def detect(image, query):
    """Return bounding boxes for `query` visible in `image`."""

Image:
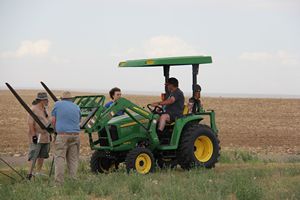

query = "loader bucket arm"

[85,97,153,131]
[84,97,160,149]
[40,81,58,102]
[5,83,53,133]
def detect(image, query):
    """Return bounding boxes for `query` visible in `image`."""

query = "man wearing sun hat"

[51,91,81,184]
[27,92,51,179]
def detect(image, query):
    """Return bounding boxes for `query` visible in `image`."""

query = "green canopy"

[118,56,212,67]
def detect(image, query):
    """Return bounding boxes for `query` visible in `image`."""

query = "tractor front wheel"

[125,147,154,174]
[90,151,117,174]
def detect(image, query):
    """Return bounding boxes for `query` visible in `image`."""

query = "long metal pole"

[0,157,25,179]
[40,81,58,102]
[0,171,17,181]
[5,83,48,130]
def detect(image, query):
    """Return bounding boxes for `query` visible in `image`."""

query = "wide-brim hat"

[36,92,48,100]
[60,91,74,99]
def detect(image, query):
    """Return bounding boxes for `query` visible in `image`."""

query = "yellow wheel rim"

[135,153,152,174]
[194,135,213,162]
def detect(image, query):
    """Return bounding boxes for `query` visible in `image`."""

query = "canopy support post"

[163,65,170,94]
[192,64,199,96]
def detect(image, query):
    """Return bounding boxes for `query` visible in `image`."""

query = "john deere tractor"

[85,56,220,174]
[6,56,220,175]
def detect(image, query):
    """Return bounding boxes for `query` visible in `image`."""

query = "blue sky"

[0,0,299,96]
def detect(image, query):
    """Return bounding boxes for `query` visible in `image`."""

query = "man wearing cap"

[51,91,81,184]
[151,77,185,134]
[27,92,51,179]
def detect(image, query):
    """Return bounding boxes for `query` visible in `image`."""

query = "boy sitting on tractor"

[188,84,203,114]
[151,77,185,134]
[105,87,124,116]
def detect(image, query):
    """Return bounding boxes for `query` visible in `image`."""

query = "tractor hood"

[108,113,149,128]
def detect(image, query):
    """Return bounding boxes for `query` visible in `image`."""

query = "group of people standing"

[27,91,81,184]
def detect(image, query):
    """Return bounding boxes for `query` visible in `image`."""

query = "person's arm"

[78,106,82,121]
[151,96,175,107]
[51,117,56,128]
[104,101,112,109]
[27,116,36,144]
[51,104,57,129]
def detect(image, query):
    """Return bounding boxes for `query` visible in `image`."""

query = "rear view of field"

[0,90,299,156]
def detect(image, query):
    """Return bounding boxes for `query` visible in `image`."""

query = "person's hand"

[32,135,38,144]
[151,102,159,107]
[52,133,57,143]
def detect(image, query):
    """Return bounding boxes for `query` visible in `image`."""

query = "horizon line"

[0,87,299,99]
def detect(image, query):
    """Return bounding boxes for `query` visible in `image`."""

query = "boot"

[26,173,33,180]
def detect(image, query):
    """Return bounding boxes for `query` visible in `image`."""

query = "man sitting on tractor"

[151,77,185,134]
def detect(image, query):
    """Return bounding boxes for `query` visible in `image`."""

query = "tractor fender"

[170,115,203,148]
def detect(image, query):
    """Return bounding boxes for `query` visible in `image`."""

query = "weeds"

[0,151,299,200]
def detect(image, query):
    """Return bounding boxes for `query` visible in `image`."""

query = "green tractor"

[85,56,220,174]
[6,56,220,175]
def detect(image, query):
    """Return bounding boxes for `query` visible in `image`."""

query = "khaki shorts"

[28,143,50,161]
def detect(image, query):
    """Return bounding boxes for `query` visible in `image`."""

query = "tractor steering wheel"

[147,104,164,114]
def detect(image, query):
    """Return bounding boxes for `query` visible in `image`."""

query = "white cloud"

[115,35,204,59]
[1,40,51,59]
[144,35,200,57]
[239,51,300,66]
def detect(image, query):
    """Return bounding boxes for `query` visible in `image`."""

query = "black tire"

[90,151,117,174]
[157,158,177,169]
[178,124,220,170]
[125,147,155,174]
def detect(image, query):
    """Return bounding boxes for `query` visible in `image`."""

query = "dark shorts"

[28,143,50,161]
[165,112,182,122]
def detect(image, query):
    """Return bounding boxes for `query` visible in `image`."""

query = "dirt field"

[0,90,299,157]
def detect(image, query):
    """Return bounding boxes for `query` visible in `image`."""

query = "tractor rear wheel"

[125,147,154,174]
[90,151,117,174]
[178,124,220,170]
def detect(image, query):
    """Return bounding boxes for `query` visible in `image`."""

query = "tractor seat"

[165,105,189,127]
[182,104,189,115]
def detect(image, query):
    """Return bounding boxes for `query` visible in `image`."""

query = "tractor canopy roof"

[118,56,212,67]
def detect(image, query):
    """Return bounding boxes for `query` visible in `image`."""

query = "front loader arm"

[85,97,160,150]
[87,97,154,132]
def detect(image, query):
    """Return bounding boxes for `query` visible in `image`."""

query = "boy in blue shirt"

[105,87,124,116]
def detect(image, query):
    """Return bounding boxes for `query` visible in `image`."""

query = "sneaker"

[34,172,47,177]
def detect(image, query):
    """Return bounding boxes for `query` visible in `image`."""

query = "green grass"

[219,150,260,163]
[0,150,300,200]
